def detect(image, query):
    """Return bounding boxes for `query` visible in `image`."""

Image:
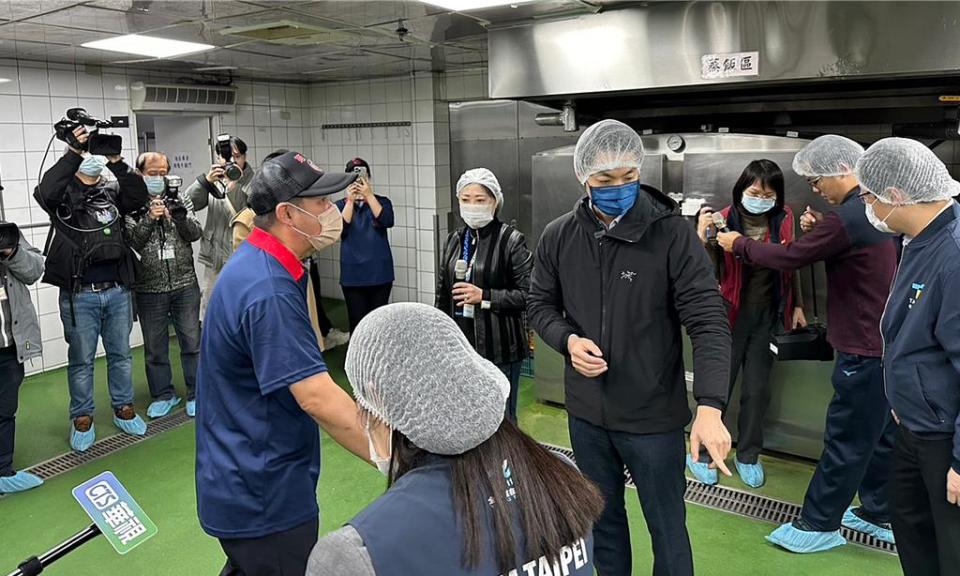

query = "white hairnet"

[456,168,503,207]
[345,303,509,456]
[792,135,864,178]
[855,137,960,205]
[573,119,644,184]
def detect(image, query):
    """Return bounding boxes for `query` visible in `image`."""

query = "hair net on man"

[573,119,644,185]
[792,135,865,178]
[345,303,509,456]
[456,168,503,207]
[855,137,960,205]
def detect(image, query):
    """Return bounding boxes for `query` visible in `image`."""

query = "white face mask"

[865,201,897,234]
[460,203,495,229]
[364,418,392,476]
[286,202,344,251]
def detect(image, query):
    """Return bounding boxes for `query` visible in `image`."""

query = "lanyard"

[460,231,478,283]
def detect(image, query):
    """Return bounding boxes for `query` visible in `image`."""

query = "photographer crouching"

[184,135,254,317]
[0,222,45,495]
[35,124,150,452]
[127,152,203,419]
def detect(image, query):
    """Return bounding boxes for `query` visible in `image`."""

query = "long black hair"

[732,159,785,215]
[387,418,604,574]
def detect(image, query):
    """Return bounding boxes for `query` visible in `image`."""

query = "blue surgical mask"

[79,155,107,177]
[590,181,639,217]
[741,196,776,215]
[144,175,166,195]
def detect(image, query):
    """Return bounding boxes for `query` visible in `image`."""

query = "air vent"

[130,82,237,112]
[220,20,355,46]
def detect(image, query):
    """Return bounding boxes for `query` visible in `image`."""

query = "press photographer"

[0,221,45,495]
[127,152,202,419]
[34,119,150,453]
[184,135,253,315]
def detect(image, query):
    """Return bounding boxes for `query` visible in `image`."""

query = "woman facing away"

[307,302,603,576]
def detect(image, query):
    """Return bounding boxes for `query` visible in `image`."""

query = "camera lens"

[224,163,243,181]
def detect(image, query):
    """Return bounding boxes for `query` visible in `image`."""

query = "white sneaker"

[324,328,351,349]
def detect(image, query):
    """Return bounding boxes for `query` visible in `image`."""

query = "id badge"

[159,246,176,261]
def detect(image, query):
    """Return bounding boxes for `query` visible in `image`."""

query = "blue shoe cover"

[842,507,895,544]
[146,397,181,419]
[70,423,96,452]
[766,522,845,553]
[0,471,44,494]
[114,414,147,436]
[686,454,718,485]
[735,459,766,488]
[186,400,196,418]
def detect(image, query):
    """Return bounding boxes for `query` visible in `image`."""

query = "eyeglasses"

[805,176,823,186]
[857,190,875,204]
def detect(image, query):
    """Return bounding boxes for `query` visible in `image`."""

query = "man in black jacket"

[35,126,150,452]
[527,120,732,576]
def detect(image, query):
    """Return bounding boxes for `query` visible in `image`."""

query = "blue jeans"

[569,416,692,576]
[60,287,134,419]
[496,361,522,423]
[138,285,201,401]
[800,352,896,529]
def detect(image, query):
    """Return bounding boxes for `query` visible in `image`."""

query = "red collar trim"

[247,227,305,281]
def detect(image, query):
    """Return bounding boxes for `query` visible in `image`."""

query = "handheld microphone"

[67,107,113,128]
[453,259,474,319]
[711,212,731,233]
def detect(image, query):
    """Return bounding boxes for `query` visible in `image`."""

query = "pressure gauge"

[666,134,686,152]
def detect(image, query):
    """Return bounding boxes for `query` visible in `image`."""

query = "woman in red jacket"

[688,159,807,488]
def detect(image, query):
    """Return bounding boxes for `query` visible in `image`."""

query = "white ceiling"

[0,0,627,83]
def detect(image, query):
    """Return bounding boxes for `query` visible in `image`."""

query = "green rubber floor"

[0,301,902,576]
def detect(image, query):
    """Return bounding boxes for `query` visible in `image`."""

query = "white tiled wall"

[307,72,454,306]
[0,56,487,374]
[0,58,315,374]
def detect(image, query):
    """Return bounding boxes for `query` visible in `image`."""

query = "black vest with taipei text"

[349,456,594,576]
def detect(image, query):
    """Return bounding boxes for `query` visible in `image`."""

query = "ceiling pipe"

[535,102,577,131]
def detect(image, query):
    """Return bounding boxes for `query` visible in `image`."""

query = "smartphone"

[353,166,369,181]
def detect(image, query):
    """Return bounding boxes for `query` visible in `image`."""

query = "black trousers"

[0,345,25,477]
[342,283,392,333]
[218,518,318,576]
[891,427,960,576]
[700,305,776,464]
[307,259,332,337]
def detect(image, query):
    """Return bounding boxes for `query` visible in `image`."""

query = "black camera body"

[0,222,20,252]
[215,134,242,181]
[135,175,187,220]
[54,108,118,153]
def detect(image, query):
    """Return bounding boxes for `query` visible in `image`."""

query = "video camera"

[54,108,121,155]
[134,175,187,220]
[0,221,20,252]
[215,134,243,181]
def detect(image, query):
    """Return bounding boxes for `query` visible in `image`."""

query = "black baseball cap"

[345,157,371,177]
[250,151,357,215]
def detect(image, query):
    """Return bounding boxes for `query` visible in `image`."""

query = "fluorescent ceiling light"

[420,0,534,11]
[0,78,10,84]
[81,34,214,59]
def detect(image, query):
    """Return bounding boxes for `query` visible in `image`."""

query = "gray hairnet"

[456,168,503,207]
[344,303,509,455]
[573,119,644,184]
[792,135,864,178]
[855,137,960,204]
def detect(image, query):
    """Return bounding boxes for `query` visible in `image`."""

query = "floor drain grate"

[540,443,896,555]
[22,410,193,482]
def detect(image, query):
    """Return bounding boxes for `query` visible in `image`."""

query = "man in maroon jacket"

[718,135,898,552]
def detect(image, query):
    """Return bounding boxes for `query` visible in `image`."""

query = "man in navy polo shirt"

[195,151,370,576]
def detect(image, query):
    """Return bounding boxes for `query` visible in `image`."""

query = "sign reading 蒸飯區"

[701,51,760,79]
[72,471,157,555]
